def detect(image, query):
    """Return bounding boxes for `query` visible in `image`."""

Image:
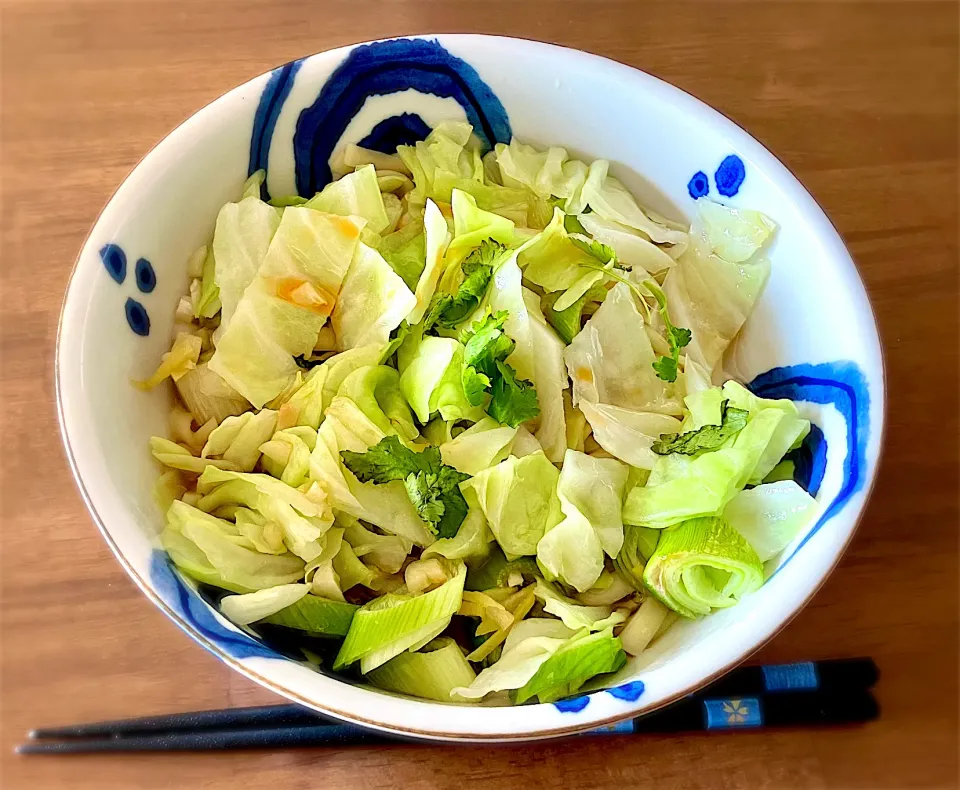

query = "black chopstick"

[19,657,879,754]
[28,703,330,740]
[703,657,878,696]
[17,689,878,753]
[631,688,878,734]
[17,724,390,754]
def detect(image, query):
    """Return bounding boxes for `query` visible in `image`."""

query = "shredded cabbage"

[144,124,808,706]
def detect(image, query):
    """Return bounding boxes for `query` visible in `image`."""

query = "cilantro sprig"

[424,240,505,331]
[459,311,540,427]
[644,280,691,383]
[340,436,470,538]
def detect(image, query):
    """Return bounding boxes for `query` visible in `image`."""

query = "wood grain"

[1,1,957,788]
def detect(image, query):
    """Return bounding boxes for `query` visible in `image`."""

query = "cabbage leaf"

[309,397,435,546]
[723,480,818,561]
[331,243,416,350]
[209,207,364,407]
[305,164,389,234]
[536,450,629,592]
[565,283,684,415]
[212,196,281,333]
[465,451,562,557]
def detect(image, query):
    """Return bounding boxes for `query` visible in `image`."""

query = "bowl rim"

[55,33,887,741]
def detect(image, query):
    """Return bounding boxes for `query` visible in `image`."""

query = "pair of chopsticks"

[18,657,878,754]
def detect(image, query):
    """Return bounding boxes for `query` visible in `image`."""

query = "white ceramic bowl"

[57,35,885,741]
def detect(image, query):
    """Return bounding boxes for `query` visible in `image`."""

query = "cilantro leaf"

[423,294,453,332]
[460,311,515,406]
[458,310,541,426]
[340,436,470,538]
[404,472,446,524]
[437,263,494,327]
[426,240,505,331]
[488,360,540,427]
[463,311,515,377]
[434,468,471,538]
[651,355,679,382]
[340,435,427,483]
[461,365,491,406]
[570,235,618,266]
[670,325,693,350]
[651,402,749,455]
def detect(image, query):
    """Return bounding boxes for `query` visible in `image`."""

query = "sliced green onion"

[615,525,661,591]
[642,516,763,618]
[261,594,359,637]
[334,563,466,672]
[367,637,477,702]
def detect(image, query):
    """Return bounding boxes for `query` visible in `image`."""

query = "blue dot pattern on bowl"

[291,38,511,196]
[249,59,304,196]
[606,680,645,702]
[687,171,710,199]
[553,695,591,713]
[124,297,150,336]
[715,154,746,197]
[100,243,127,284]
[550,681,646,713]
[358,112,433,153]
[747,361,870,577]
[135,257,156,293]
[149,551,284,661]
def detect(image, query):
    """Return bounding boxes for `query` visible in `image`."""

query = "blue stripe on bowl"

[358,112,433,153]
[785,423,828,497]
[249,59,304,195]
[292,38,511,195]
[747,361,870,573]
[149,551,283,661]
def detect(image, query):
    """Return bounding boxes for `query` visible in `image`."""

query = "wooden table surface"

[2,1,958,788]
